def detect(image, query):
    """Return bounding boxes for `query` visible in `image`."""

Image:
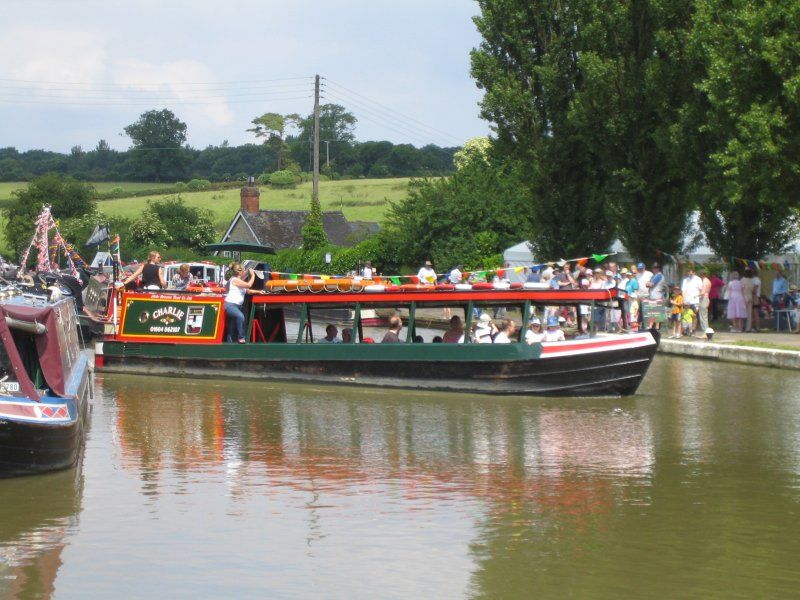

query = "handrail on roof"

[205,242,275,255]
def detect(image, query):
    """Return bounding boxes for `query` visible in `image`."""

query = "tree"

[470,1,617,259]
[686,0,800,258]
[301,196,328,250]
[3,174,96,258]
[247,112,300,171]
[123,109,189,182]
[380,147,530,270]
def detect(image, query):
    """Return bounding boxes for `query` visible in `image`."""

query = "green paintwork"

[102,339,542,362]
[120,297,221,339]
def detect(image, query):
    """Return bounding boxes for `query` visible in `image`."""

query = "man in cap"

[417,260,437,285]
[525,317,545,344]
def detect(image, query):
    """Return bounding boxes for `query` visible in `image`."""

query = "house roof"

[222,209,373,250]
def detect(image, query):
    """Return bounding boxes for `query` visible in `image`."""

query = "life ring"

[493,282,511,290]
[509,282,523,290]
[523,282,551,290]
[308,279,327,292]
[455,283,472,291]
[434,284,455,291]
[472,282,494,290]
[364,284,386,292]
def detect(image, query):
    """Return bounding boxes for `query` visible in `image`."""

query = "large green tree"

[4,174,96,259]
[567,0,698,262]
[470,0,616,259]
[380,143,530,270]
[123,109,189,182]
[247,112,300,171]
[686,0,800,258]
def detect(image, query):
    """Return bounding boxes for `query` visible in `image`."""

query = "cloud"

[112,59,234,126]
[0,26,108,89]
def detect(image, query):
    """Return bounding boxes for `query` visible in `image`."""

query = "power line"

[322,89,450,147]
[324,78,463,144]
[0,75,314,87]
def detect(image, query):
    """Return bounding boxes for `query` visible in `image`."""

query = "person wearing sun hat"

[525,317,545,344]
[473,313,498,343]
[417,259,437,285]
[543,315,566,342]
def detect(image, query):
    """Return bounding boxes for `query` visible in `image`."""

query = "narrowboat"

[95,282,658,396]
[0,289,93,476]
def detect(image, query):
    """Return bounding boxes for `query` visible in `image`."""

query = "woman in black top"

[122,251,166,289]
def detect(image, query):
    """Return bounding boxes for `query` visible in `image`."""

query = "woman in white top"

[224,262,257,343]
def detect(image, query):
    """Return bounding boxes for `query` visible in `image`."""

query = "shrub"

[187,178,211,191]
[269,170,297,188]
[174,182,188,192]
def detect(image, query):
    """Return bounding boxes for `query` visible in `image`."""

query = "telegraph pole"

[313,74,320,205]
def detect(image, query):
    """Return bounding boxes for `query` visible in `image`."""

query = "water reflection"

[2,357,800,597]
[0,462,83,597]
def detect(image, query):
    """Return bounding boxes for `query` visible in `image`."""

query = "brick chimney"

[240,184,260,213]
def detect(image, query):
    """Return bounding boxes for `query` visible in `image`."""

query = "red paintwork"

[540,335,650,354]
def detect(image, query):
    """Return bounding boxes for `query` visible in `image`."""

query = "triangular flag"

[591,254,610,263]
[389,276,401,285]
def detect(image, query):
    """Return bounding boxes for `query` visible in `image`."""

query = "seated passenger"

[381,315,402,343]
[493,319,516,343]
[341,328,353,343]
[473,313,497,343]
[432,335,443,343]
[320,324,341,343]
[543,316,566,342]
[442,316,465,343]
[171,264,195,290]
[413,335,424,343]
[525,317,545,344]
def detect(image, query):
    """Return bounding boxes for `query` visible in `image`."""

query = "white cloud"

[112,59,234,126]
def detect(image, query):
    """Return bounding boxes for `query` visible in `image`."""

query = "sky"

[0,0,489,153]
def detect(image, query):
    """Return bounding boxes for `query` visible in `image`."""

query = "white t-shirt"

[474,324,494,343]
[637,271,653,297]
[525,330,545,344]
[544,328,566,342]
[225,280,246,305]
[447,268,462,284]
[493,331,512,344]
[362,266,373,279]
[681,274,703,305]
[417,267,437,284]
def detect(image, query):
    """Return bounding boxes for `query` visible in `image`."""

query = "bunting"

[18,205,80,278]
[261,252,617,284]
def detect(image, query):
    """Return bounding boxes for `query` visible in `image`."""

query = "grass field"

[0,181,177,203]
[0,178,411,254]
[94,177,409,230]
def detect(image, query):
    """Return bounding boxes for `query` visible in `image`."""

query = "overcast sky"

[0,0,489,153]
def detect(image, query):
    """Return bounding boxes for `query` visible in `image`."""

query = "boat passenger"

[121,251,166,290]
[473,313,497,344]
[417,260,437,285]
[341,328,353,343]
[361,261,374,279]
[413,335,424,343]
[224,263,258,344]
[432,336,443,343]
[525,318,545,344]
[171,264,195,290]
[381,315,403,343]
[493,319,516,343]
[442,316,465,343]
[543,316,566,342]
[320,324,341,343]
[447,265,463,284]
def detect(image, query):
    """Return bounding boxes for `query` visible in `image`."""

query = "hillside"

[0,178,413,254]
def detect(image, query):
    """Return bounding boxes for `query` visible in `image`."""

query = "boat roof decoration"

[18,206,84,277]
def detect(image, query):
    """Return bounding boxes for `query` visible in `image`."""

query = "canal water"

[1,356,799,598]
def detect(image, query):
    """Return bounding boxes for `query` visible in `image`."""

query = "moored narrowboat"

[95,283,658,396]
[0,291,93,476]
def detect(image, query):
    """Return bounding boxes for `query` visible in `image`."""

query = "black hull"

[99,339,658,397]
[0,418,86,478]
